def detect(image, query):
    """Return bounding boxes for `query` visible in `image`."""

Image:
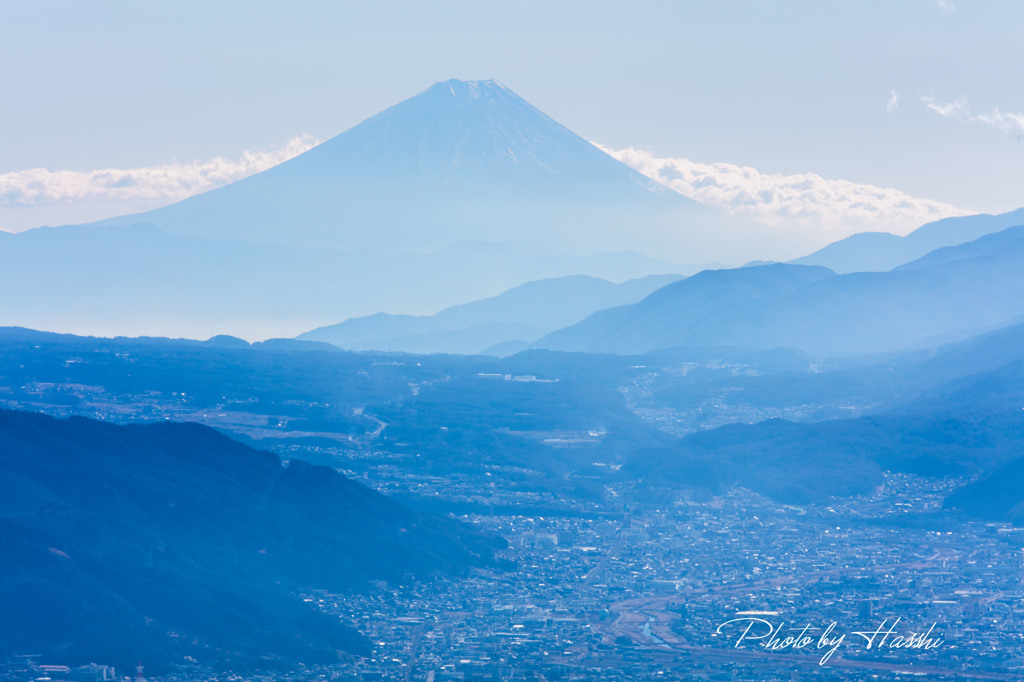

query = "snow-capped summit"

[293,78,665,190]
[98,79,779,262]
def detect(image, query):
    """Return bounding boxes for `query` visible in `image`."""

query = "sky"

[2,0,1022,238]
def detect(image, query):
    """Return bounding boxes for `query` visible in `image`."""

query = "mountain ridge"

[298,273,685,354]
[535,224,1024,356]
[0,79,775,339]
[0,409,501,670]
[790,208,1024,273]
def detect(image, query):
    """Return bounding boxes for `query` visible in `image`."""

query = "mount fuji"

[99,79,784,262]
[3,80,793,339]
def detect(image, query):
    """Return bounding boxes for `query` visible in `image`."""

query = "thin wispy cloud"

[0,135,320,208]
[934,0,956,14]
[923,95,970,119]
[600,144,968,239]
[886,90,900,114]
[923,96,1024,138]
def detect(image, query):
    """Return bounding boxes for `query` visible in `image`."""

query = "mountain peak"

[93,79,783,262]
[433,78,510,96]
[304,77,594,182]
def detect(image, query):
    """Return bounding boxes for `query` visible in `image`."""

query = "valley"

[3,320,1024,679]
[3,48,1023,681]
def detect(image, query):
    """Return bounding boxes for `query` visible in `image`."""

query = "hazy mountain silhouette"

[791,207,1024,273]
[887,321,1024,417]
[97,79,787,264]
[0,225,681,340]
[298,273,684,354]
[626,323,1024,506]
[534,263,835,354]
[4,79,778,339]
[536,225,1024,356]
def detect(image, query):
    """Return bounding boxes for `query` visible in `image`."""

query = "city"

[6,465,1022,681]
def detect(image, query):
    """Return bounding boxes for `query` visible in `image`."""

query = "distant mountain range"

[295,207,1024,357]
[4,317,1024,512]
[626,320,1024,506]
[0,410,500,670]
[6,75,1024,679]
[536,223,1024,356]
[2,79,775,339]
[790,208,1024,273]
[3,79,1021,342]
[0,225,683,340]
[4,312,1024,509]
[298,273,684,355]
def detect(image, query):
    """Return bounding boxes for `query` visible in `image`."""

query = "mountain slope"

[0,410,500,670]
[790,207,1024,273]
[96,79,789,264]
[624,322,1024,506]
[534,263,836,354]
[297,273,685,354]
[536,225,1024,356]
[894,222,1024,271]
[945,455,1024,524]
[3,79,782,339]
[626,410,1024,506]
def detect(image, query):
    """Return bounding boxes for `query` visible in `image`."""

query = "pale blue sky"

[2,0,1022,231]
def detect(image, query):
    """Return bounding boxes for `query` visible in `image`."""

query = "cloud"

[924,96,1024,136]
[886,90,900,113]
[934,0,956,14]
[922,95,970,119]
[923,96,1024,137]
[0,135,320,208]
[599,144,969,239]
[974,109,1024,137]
[1,132,970,242]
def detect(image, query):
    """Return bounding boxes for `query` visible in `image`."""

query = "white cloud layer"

[923,96,1024,138]
[0,135,320,208]
[886,90,900,113]
[599,144,969,239]
[934,0,957,14]
[1,133,969,242]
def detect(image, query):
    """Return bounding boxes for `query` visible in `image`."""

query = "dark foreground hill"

[625,411,1024,506]
[0,410,501,671]
[945,456,1024,524]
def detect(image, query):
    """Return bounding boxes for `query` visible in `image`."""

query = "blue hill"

[791,207,1024,273]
